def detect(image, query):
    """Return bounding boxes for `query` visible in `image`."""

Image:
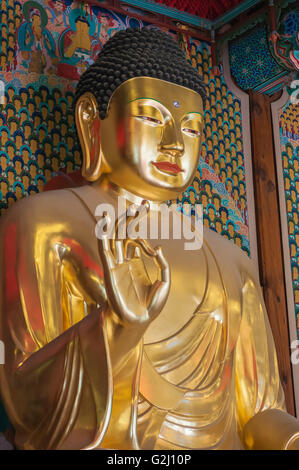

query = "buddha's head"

[75,28,206,201]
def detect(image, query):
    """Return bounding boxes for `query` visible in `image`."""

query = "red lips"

[152,161,183,174]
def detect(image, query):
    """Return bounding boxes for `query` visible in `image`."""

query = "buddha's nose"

[158,120,184,158]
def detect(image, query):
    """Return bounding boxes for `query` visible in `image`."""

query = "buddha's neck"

[91,177,166,211]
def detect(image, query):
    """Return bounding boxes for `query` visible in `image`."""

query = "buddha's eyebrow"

[128,97,163,105]
[184,112,204,119]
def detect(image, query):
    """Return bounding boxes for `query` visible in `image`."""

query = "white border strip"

[271,87,299,416]
[221,43,259,274]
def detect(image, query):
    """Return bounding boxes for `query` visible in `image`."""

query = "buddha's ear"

[75,92,103,182]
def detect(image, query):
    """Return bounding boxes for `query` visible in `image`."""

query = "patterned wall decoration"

[178,39,249,254]
[229,22,286,93]
[0,0,250,258]
[269,5,299,72]
[278,92,299,338]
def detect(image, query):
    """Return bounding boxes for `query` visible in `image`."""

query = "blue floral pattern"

[229,23,283,90]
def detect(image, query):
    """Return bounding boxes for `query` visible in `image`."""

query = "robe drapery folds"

[0,188,285,449]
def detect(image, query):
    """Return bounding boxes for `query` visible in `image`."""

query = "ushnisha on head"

[75,27,207,202]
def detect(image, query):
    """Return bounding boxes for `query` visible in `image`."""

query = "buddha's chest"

[142,237,243,349]
[63,196,243,353]
[66,217,243,352]
[65,187,243,348]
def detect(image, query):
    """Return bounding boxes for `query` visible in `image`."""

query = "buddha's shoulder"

[0,188,90,230]
[202,226,259,281]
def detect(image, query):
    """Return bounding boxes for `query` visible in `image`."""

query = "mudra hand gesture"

[97,203,170,328]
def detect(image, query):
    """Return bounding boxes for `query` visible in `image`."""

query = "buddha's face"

[41,107,48,120]
[11,122,17,134]
[78,77,204,201]
[22,175,30,189]
[41,89,48,101]
[39,129,46,141]
[48,98,54,112]
[7,171,14,185]
[52,157,59,171]
[37,153,44,167]
[45,143,51,156]
[37,179,44,192]
[216,221,221,233]
[235,237,242,248]
[16,136,22,149]
[48,119,54,132]
[7,146,14,158]
[32,14,41,30]
[28,103,34,116]
[21,92,27,104]
[53,134,60,146]
[44,169,52,180]
[66,161,73,172]
[24,125,31,137]
[214,199,220,210]
[67,95,73,107]
[67,136,74,149]
[67,114,74,126]
[1,156,7,169]
[60,146,66,159]
[0,181,7,193]
[30,140,37,153]
[289,221,294,233]
[1,131,8,144]
[61,102,67,114]
[34,96,41,108]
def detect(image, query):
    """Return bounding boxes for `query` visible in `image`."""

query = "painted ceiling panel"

[153,0,243,20]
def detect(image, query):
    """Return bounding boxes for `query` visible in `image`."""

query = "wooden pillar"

[249,89,295,415]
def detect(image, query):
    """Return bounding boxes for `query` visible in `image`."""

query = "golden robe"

[0,185,285,449]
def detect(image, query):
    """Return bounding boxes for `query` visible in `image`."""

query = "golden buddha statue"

[0,28,298,450]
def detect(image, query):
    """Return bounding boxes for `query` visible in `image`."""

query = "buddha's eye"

[136,116,162,126]
[182,127,201,137]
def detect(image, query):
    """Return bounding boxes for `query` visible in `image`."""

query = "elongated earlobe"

[75,92,103,182]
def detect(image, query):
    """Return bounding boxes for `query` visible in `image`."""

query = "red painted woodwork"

[153,0,243,20]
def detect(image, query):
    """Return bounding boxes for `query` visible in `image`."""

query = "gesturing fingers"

[98,234,116,271]
[114,240,124,264]
[154,245,170,284]
[146,246,170,317]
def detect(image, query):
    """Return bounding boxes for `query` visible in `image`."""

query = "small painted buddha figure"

[0,28,298,450]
